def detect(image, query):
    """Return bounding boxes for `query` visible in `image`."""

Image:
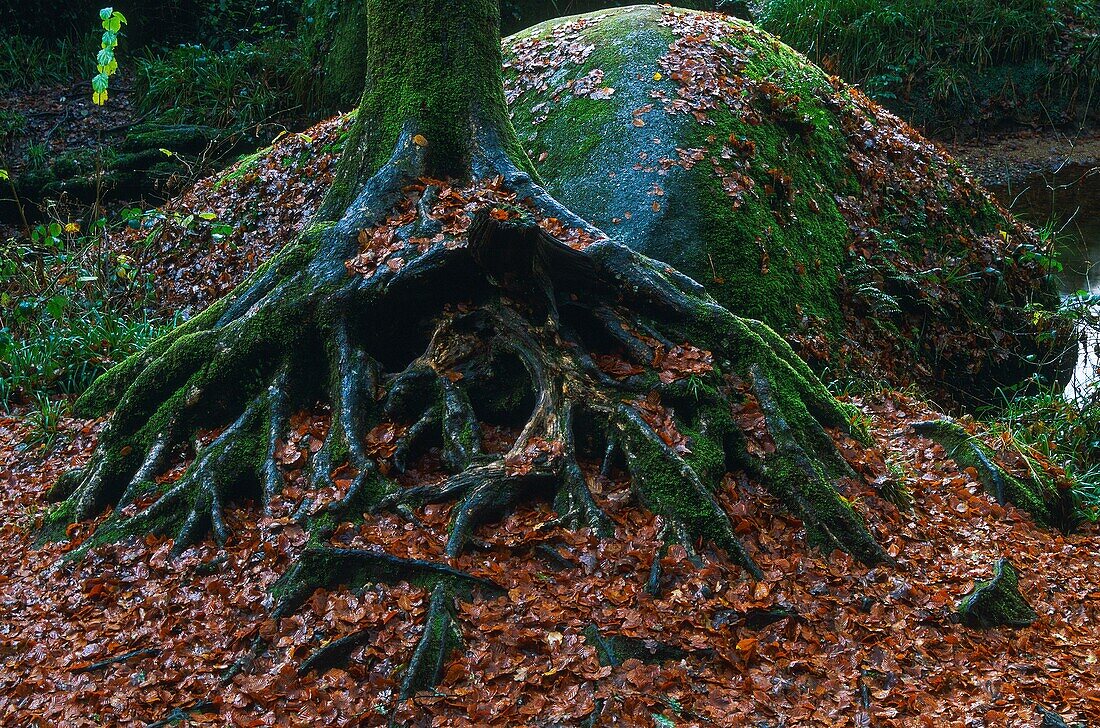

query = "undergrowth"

[134,39,314,130]
[0,210,177,413]
[756,0,1100,132]
[0,35,96,92]
[989,384,1100,524]
[988,284,1100,525]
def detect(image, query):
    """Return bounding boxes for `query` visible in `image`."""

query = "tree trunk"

[43,0,1003,707]
[329,0,530,189]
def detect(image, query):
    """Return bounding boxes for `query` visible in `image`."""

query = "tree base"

[43,132,889,695]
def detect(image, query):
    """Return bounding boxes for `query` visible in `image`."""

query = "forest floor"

[0,389,1097,725]
[2,11,1098,724]
[0,104,1097,727]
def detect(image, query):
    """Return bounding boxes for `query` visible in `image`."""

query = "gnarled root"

[45,146,891,694]
[913,418,1067,527]
[271,547,499,687]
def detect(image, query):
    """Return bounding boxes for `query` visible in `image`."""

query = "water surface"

[991,164,1100,398]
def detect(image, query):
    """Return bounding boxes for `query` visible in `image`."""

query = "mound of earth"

[118,6,1072,408]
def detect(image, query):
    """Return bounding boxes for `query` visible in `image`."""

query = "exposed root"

[582,624,695,667]
[298,630,376,677]
[749,366,888,566]
[956,558,1037,629]
[261,366,291,511]
[47,143,901,692]
[553,404,614,536]
[913,419,1066,527]
[400,583,463,700]
[271,546,502,618]
[646,520,704,596]
[311,316,387,520]
[615,404,763,580]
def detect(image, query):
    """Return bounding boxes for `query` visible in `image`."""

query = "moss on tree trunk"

[323,0,532,216]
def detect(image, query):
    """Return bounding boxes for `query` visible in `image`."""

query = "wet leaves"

[632,393,691,455]
[504,436,565,477]
[0,9,1092,726]
[2,388,1099,725]
[654,342,713,384]
[345,176,600,278]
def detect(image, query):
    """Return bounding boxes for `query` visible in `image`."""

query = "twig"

[146,701,217,727]
[71,647,160,673]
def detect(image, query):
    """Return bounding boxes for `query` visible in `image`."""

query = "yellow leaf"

[653,72,663,81]
[412,134,428,147]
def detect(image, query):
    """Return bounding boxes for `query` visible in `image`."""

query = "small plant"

[135,39,310,130]
[23,143,48,171]
[0,108,26,141]
[91,7,126,106]
[0,168,29,236]
[22,393,68,454]
[987,383,1100,526]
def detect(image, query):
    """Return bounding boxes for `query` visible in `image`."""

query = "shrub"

[755,0,1099,131]
[133,39,313,130]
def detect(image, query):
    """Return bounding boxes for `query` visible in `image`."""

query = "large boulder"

[504,5,1073,405]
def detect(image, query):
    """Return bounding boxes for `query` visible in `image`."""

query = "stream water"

[991,164,1100,399]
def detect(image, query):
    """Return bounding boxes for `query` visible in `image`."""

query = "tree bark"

[324,0,532,216]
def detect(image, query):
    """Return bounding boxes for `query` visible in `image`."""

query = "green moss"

[582,624,691,667]
[216,147,271,189]
[324,0,533,214]
[401,584,463,697]
[301,0,370,112]
[505,8,852,331]
[957,558,1037,628]
[36,500,77,545]
[617,407,747,565]
[763,451,878,561]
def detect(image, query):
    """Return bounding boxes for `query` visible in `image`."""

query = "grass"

[134,39,314,130]
[989,385,1100,525]
[0,34,97,92]
[755,0,1100,131]
[0,212,177,412]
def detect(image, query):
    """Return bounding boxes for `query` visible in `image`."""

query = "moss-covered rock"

[16,123,228,204]
[136,5,1073,408]
[957,558,1038,629]
[503,5,1074,405]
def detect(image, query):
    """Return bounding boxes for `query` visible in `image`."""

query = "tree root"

[400,583,463,700]
[913,419,1066,527]
[956,558,1037,629]
[46,144,897,692]
[271,546,502,618]
[279,549,490,697]
[582,624,699,667]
